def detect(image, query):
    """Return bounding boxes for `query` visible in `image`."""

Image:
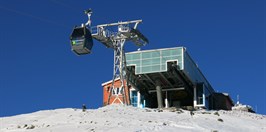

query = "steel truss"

[88,15,148,105]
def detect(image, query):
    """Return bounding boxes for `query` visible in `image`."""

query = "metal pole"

[107,45,118,105]
[119,39,126,105]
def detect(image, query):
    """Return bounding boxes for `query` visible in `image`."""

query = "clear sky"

[0,0,265,117]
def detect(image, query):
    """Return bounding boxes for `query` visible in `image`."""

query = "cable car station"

[70,9,234,110]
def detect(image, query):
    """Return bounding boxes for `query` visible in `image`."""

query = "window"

[112,87,123,95]
[196,83,204,105]
[131,91,138,107]
[106,86,110,92]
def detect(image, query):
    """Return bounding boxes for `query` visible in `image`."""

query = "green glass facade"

[126,47,184,74]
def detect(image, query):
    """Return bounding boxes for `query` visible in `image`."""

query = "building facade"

[102,47,233,110]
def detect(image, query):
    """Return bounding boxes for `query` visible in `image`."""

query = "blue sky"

[0,0,265,116]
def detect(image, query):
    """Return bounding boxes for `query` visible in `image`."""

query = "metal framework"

[84,9,148,105]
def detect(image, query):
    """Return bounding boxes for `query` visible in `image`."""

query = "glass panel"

[161,64,166,71]
[176,56,182,61]
[162,50,170,56]
[132,53,140,60]
[150,58,159,65]
[128,60,140,66]
[196,84,204,105]
[142,52,152,59]
[131,91,138,107]
[151,65,160,72]
[151,52,160,58]
[142,59,152,66]
[178,62,183,69]
[142,66,151,73]
[136,67,141,74]
[126,54,133,60]
[171,49,178,55]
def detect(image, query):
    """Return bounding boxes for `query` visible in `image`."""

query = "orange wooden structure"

[101,79,131,106]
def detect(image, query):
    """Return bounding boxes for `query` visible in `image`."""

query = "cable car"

[70,26,93,55]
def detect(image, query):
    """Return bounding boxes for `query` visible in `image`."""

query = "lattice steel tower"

[70,9,149,105]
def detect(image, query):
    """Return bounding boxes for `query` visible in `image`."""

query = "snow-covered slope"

[1,104,265,132]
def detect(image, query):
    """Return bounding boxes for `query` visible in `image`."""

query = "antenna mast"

[84,9,92,27]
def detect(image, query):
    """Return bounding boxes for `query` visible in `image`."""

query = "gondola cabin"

[70,26,93,55]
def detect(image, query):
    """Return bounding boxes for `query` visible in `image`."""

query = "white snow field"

[0,104,265,132]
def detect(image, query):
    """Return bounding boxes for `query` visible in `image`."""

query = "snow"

[0,104,265,132]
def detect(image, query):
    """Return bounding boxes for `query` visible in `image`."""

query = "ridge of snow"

[1,104,265,132]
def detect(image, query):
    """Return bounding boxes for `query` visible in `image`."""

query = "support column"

[193,85,197,108]
[137,91,141,108]
[156,80,163,108]
[165,91,169,108]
